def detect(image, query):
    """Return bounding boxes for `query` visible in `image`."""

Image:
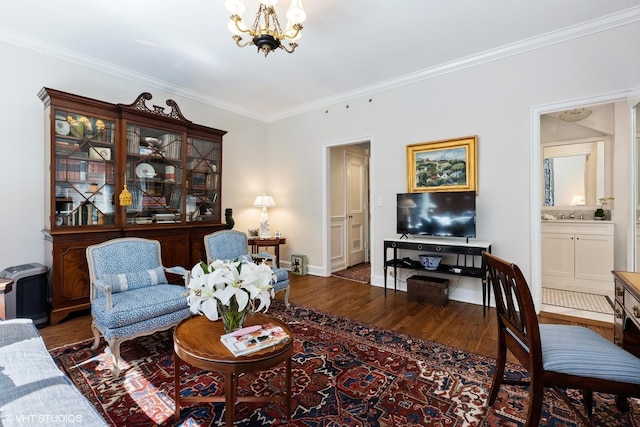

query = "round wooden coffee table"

[173,313,293,426]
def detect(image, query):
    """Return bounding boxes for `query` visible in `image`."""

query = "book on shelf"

[220,323,289,357]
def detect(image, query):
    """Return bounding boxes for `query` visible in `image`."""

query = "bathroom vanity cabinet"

[541,221,614,294]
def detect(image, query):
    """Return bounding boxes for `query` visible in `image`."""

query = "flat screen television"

[397,191,476,238]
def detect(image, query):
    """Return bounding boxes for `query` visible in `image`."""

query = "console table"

[248,237,286,268]
[383,237,492,315]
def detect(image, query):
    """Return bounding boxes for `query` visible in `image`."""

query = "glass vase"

[217,297,248,333]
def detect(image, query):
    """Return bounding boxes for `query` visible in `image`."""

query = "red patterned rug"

[331,262,371,283]
[50,300,640,426]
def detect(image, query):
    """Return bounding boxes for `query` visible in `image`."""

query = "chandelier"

[225,0,307,57]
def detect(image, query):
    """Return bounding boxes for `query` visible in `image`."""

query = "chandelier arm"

[232,35,253,49]
[280,43,298,54]
[282,24,303,40]
[231,15,251,35]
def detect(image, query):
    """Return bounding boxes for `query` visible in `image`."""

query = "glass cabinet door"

[125,124,183,224]
[186,137,221,222]
[53,109,116,228]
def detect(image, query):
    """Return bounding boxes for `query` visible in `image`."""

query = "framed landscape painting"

[406,135,477,193]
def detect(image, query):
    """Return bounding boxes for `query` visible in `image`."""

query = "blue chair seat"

[273,267,289,283]
[92,284,188,329]
[541,324,640,385]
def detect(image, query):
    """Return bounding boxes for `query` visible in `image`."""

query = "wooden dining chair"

[482,251,640,426]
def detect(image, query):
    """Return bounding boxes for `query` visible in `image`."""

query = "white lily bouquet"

[186,259,276,332]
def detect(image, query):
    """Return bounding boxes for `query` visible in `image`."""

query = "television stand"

[383,236,493,315]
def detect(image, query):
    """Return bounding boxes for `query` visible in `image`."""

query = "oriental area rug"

[331,262,371,283]
[50,301,640,426]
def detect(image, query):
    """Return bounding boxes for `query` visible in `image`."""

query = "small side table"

[248,237,287,268]
[173,314,293,426]
[0,278,13,319]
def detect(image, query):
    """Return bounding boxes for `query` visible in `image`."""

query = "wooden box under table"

[407,275,449,306]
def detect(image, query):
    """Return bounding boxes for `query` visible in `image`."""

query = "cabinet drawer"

[625,289,640,330]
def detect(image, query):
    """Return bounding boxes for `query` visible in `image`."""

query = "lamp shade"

[253,195,276,207]
[225,0,247,15]
[286,0,306,24]
[86,183,102,194]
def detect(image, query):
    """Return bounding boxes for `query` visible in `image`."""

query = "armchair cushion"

[92,284,187,329]
[540,324,640,385]
[273,267,289,283]
[98,266,167,293]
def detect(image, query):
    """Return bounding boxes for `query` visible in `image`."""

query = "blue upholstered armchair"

[204,230,290,307]
[86,237,191,376]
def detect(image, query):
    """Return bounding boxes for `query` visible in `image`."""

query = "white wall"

[0,41,266,271]
[265,20,640,305]
[1,19,640,307]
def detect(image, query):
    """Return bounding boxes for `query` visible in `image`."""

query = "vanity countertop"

[541,219,611,224]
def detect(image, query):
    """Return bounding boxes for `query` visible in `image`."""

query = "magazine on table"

[220,323,290,357]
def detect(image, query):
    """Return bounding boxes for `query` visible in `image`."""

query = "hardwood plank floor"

[39,274,614,365]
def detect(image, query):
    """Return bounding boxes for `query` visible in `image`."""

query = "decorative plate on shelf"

[55,120,70,136]
[135,163,156,178]
[141,137,160,147]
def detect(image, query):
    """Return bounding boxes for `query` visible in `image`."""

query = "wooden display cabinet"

[40,88,227,324]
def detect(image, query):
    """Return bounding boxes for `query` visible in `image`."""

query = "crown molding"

[0,27,264,121]
[268,6,640,122]
[1,6,639,123]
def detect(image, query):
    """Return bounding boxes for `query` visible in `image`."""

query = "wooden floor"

[39,274,614,364]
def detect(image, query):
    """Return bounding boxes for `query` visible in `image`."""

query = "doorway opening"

[327,141,371,275]
[534,99,620,323]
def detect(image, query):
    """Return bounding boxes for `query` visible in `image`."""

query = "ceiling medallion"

[225,0,307,57]
[559,108,592,123]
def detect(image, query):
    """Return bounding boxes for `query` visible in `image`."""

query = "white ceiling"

[2,0,640,121]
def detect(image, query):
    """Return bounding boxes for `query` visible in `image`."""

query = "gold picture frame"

[407,136,477,193]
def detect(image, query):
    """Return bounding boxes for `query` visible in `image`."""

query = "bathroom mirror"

[543,139,606,207]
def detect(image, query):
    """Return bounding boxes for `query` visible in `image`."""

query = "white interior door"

[347,151,368,266]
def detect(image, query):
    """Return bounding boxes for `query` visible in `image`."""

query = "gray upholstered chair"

[483,251,640,425]
[86,237,191,376]
[204,230,290,307]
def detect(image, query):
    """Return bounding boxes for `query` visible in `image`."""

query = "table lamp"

[253,195,276,238]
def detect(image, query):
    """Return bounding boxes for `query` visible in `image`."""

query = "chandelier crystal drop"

[225,0,307,57]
